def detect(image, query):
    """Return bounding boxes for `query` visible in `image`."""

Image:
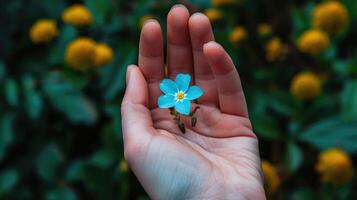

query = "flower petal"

[175,99,191,115]
[175,74,191,92]
[158,95,176,108]
[186,86,203,100]
[160,79,178,94]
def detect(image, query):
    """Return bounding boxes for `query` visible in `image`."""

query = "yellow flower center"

[176,92,185,100]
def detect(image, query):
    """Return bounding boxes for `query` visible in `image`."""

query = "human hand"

[121,4,266,200]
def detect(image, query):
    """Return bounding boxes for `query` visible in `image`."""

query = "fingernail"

[191,12,204,18]
[171,4,186,11]
[143,19,158,27]
[203,41,216,49]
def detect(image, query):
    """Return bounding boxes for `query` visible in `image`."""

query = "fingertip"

[203,41,219,50]
[141,19,162,42]
[203,42,234,75]
[189,13,214,49]
[168,4,190,26]
[140,19,163,58]
[126,64,137,84]
[142,18,159,26]
[123,65,148,106]
[167,4,190,44]
[190,12,210,25]
[128,65,143,84]
[203,41,225,61]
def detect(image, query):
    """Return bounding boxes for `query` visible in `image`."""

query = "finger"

[203,41,248,117]
[167,5,193,79]
[189,13,218,106]
[121,65,154,161]
[139,20,164,109]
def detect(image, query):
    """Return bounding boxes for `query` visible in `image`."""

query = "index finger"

[139,20,165,109]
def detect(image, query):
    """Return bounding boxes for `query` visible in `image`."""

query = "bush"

[0,0,356,199]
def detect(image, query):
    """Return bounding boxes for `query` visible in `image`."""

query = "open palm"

[121,5,265,200]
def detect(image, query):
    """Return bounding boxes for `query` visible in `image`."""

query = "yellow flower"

[262,160,280,196]
[229,26,247,45]
[290,72,321,100]
[29,19,58,44]
[65,37,97,71]
[313,1,348,33]
[119,160,129,173]
[265,37,284,62]
[94,43,114,66]
[204,8,222,23]
[212,0,235,7]
[139,15,154,28]
[316,148,353,186]
[62,4,92,27]
[257,23,272,36]
[298,29,330,55]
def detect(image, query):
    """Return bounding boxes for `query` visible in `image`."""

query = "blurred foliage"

[0,0,357,199]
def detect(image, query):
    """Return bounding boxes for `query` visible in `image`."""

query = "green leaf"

[341,80,357,120]
[22,75,43,119]
[0,60,5,81]
[43,72,97,124]
[269,92,300,117]
[126,0,154,31]
[45,186,77,200]
[342,0,357,22]
[299,117,357,153]
[80,165,115,199]
[85,0,113,25]
[0,169,18,195]
[321,43,337,61]
[291,8,310,40]
[100,45,135,101]
[32,0,65,19]
[285,141,303,172]
[332,59,357,76]
[334,183,353,200]
[136,196,150,200]
[90,149,116,169]
[103,16,124,34]
[289,188,318,200]
[253,68,277,81]
[49,25,78,65]
[103,104,122,139]
[58,26,78,46]
[65,161,86,181]
[251,115,280,140]
[62,69,89,90]
[191,0,214,7]
[0,113,14,161]
[36,144,64,182]
[4,79,19,107]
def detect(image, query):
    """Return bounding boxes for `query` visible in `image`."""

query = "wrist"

[187,168,266,200]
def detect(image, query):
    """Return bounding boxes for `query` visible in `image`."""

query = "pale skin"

[121,4,266,200]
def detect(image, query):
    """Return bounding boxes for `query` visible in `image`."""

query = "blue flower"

[158,74,203,115]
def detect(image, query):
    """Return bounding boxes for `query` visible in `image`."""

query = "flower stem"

[190,106,200,127]
[189,106,200,117]
[169,108,186,134]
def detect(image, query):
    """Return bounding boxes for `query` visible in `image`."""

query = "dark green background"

[0,0,357,199]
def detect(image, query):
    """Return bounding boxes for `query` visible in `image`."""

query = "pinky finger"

[203,41,248,117]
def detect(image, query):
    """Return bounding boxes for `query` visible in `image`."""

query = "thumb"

[123,65,148,106]
[121,65,153,159]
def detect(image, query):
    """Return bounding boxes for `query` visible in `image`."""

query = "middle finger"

[167,5,194,80]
